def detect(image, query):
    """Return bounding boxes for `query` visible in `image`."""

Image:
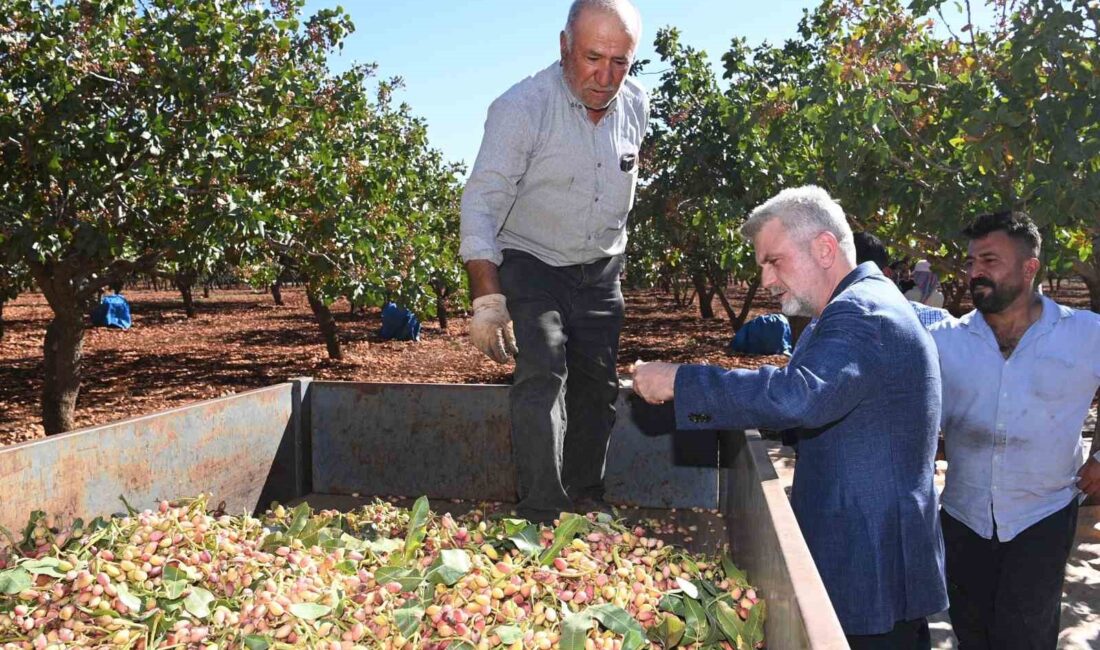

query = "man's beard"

[778,293,815,318]
[970,277,1025,314]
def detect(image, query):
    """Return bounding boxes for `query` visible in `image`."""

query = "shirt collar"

[960,294,1068,341]
[557,61,619,117]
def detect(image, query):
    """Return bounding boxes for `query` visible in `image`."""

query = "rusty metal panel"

[721,430,848,650]
[0,384,297,534]
[309,382,719,509]
[310,382,515,501]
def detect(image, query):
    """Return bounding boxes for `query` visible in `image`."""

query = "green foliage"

[0,261,30,303]
[0,0,463,316]
[803,0,1099,280]
[0,0,467,427]
[632,27,829,317]
[636,0,1098,312]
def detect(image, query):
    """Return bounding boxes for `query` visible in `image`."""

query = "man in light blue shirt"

[930,211,1100,649]
[459,0,648,523]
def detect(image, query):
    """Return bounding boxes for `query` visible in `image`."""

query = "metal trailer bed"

[0,380,847,648]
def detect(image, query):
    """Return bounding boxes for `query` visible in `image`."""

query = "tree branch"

[883,102,963,176]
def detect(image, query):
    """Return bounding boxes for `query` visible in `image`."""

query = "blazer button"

[689,413,711,424]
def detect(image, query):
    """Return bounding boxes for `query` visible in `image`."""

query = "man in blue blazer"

[633,186,947,649]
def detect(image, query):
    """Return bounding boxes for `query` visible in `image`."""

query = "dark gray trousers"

[941,500,1078,650]
[498,249,625,520]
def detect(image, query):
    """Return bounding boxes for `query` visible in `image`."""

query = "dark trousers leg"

[560,256,624,501]
[990,500,1078,650]
[942,501,1078,650]
[846,618,931,650]
[942,510,998,649]
[499,251,623,519]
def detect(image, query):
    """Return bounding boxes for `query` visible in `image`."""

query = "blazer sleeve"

[674,300,882,432]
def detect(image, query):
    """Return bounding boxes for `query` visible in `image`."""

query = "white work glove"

[470,294,519,363]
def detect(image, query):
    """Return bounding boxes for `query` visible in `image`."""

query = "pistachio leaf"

[426,549,471,586]
[183,586,215,619]
[394,606,424,637]
[242,635,272,650]
[539,514,588,566]
[560,611,594,650]
[22,557,66,578]
[0,567,31,595]
[288,602,331,621]
[647,613,687,648]
[495,625,523,644]
[402,496,431,563]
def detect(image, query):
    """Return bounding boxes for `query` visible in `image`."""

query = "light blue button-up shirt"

[930,296,1100,541]
[459,62,648,267]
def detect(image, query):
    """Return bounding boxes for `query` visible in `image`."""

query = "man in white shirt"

[930,211,1100,649]
[459,0,648,522]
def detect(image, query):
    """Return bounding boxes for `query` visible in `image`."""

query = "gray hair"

[741,185,857,264]
[563,0,642,51]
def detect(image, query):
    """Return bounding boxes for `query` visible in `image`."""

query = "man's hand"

[631,360,679,405]
[1077,456,1100,501]
[470,294,519,363]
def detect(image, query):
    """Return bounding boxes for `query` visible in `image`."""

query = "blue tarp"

[92,294,132,330]
[379,302,421,341]
[728,313,791,356]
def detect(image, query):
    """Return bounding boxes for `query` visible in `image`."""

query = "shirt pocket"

[1031,351,1078,401]
[609,147,639,224]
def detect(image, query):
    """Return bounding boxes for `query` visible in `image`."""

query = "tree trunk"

[42,312,85,435]
[691,273,715,319]
[306,285,342,360]
[672,279,691,308]
[202,283,210,298]
[271,280,284,306]
[177,282,195,318]
[174,272,196,318]
[27,263,89,435]
[725,277,761,331]
[0,299,5,340]
[432,281,450,332]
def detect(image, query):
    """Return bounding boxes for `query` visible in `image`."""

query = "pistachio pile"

[0,496,764,649]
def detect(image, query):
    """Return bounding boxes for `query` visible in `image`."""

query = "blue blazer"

[674,263,947,635]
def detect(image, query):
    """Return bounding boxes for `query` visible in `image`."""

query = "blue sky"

[302,1,992,170]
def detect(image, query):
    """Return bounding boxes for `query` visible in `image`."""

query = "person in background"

[930,211,1100,649]
[892,259,916,293]
[854,233,951,328]
[907,259,946,307]
[633,186,946,649]
[459,0,649,523]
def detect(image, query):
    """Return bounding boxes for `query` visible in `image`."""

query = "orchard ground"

[1,282,1097,647]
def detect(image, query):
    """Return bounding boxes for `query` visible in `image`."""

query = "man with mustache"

[459,0,648,523]
[633,186,947,649]
[929,211,1100,649]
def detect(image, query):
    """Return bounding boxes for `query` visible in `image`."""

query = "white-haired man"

[633,186,947,648]
[459,0,649,523]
